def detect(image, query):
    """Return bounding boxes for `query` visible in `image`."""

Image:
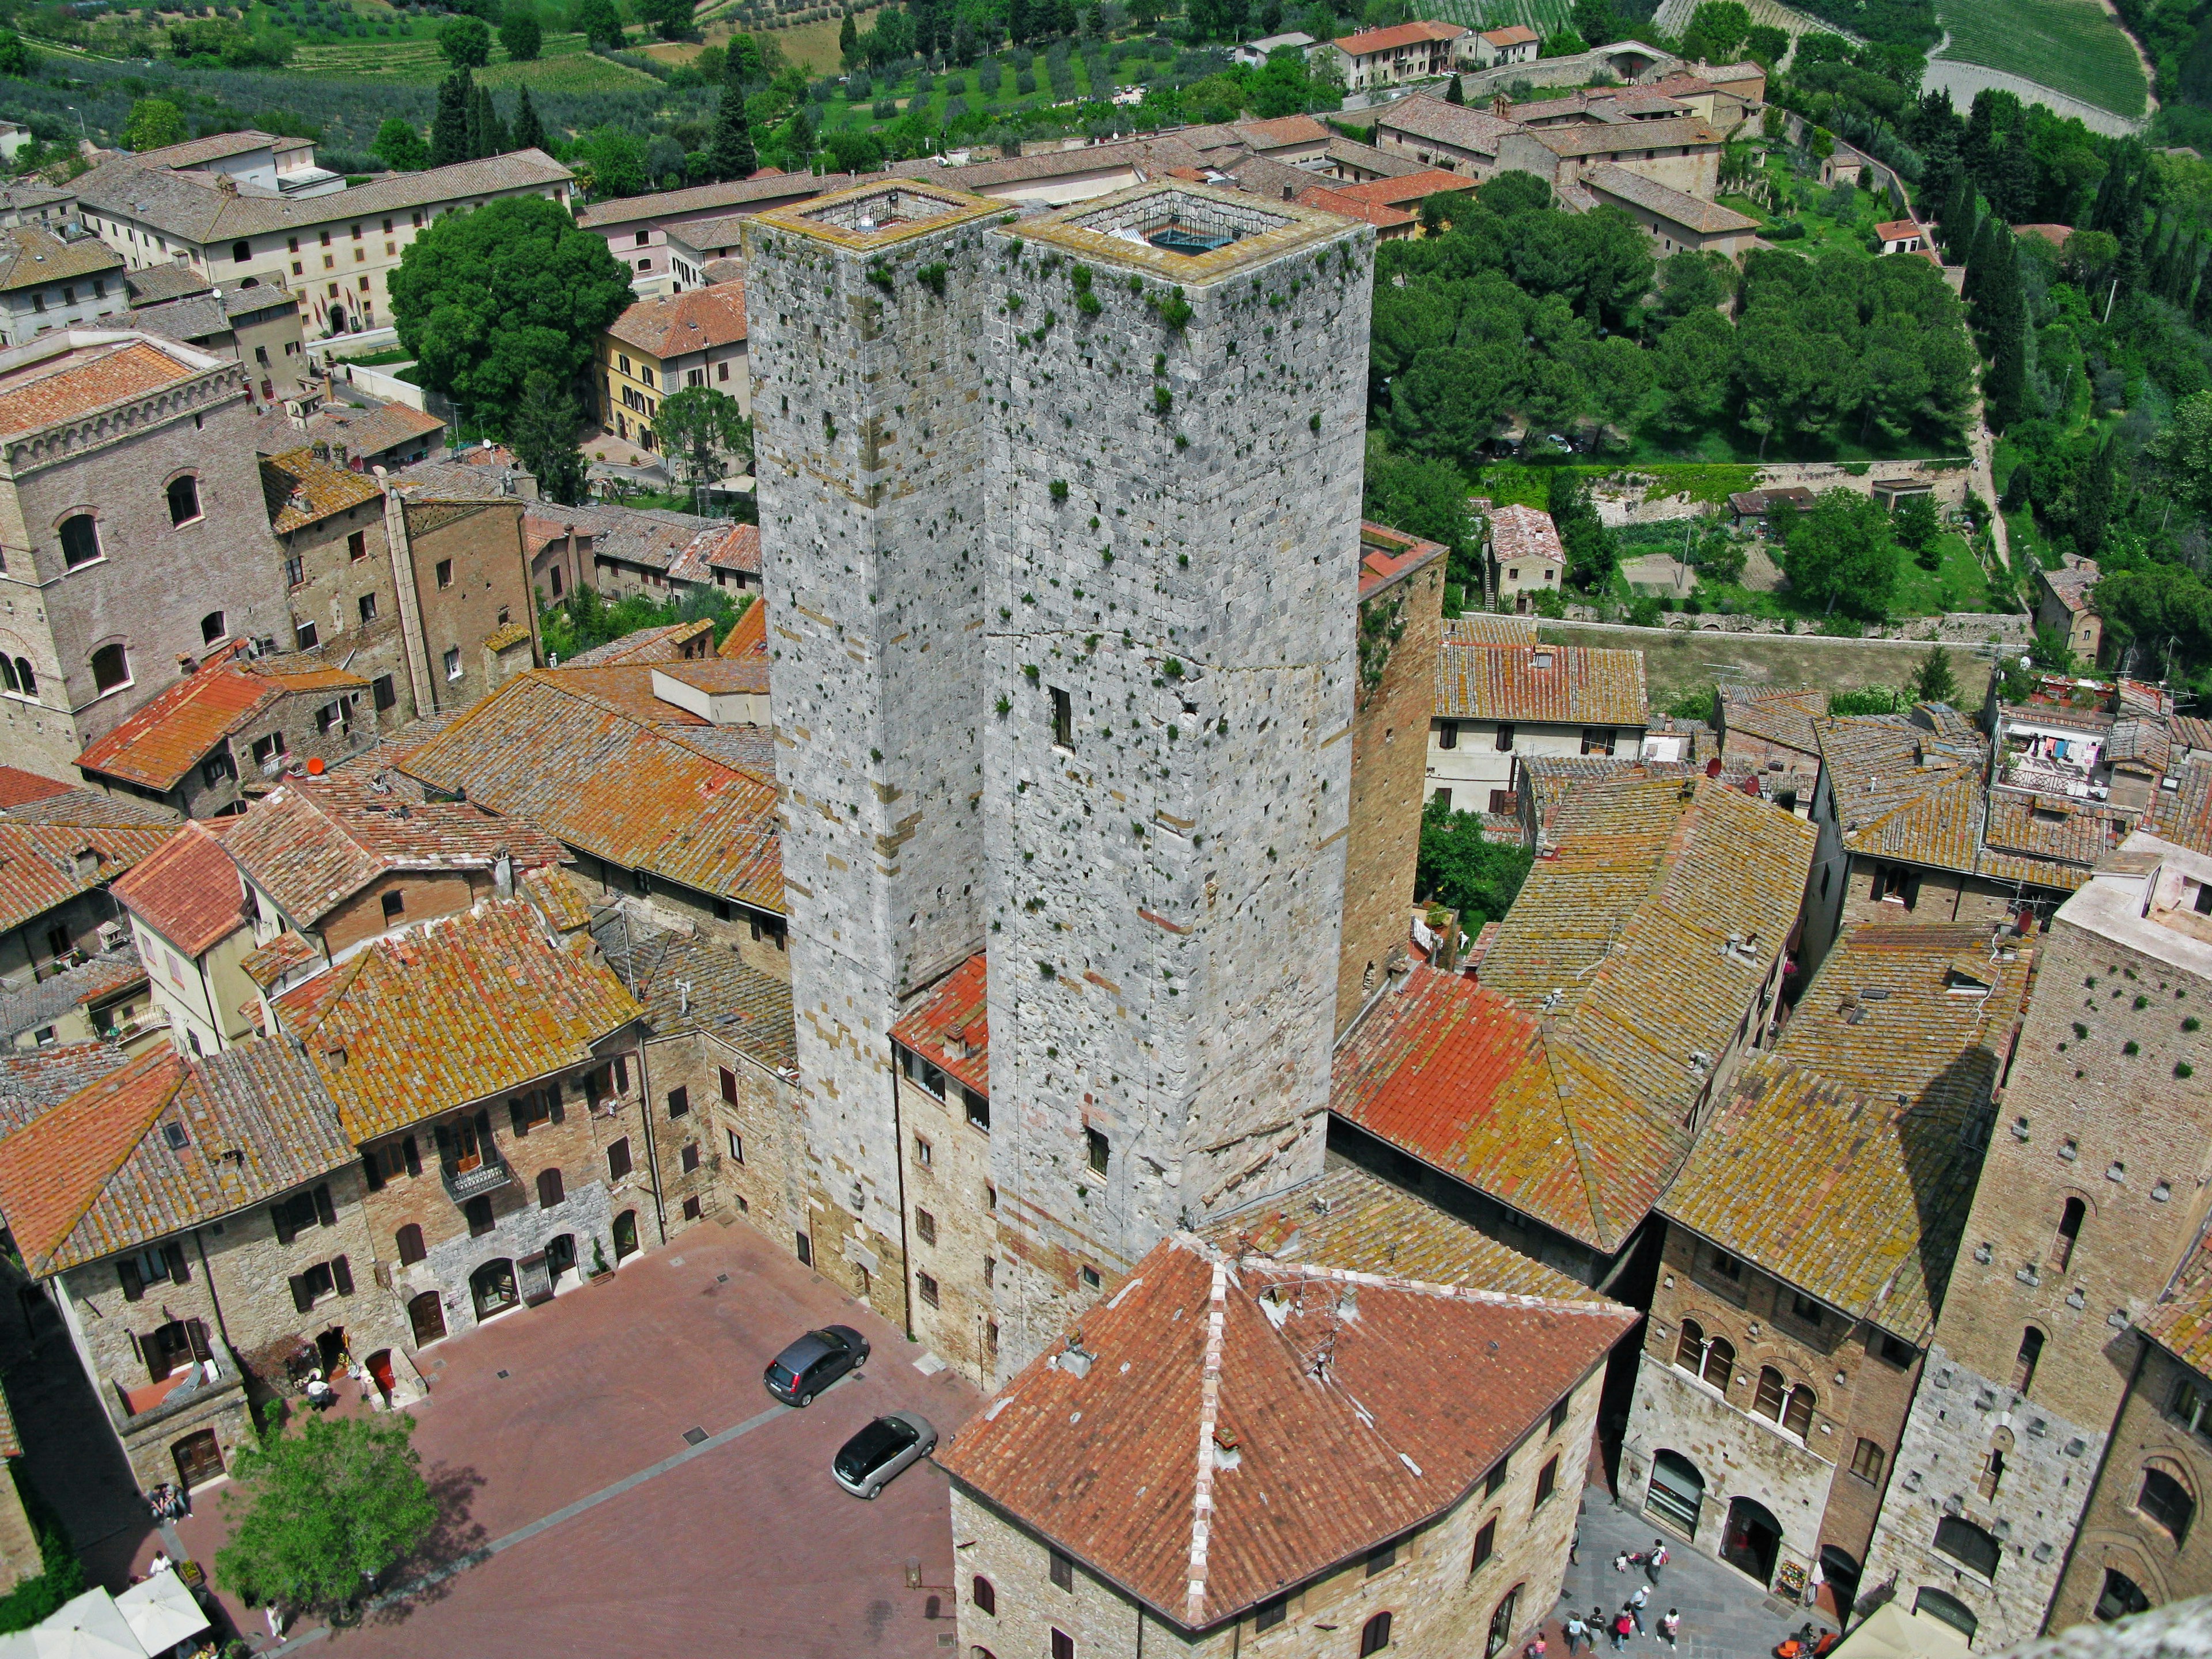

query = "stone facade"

[1340,529,1445,1035]
[747,183,1004,1331]
[1861,863,2212,1647]
[951,1363,1604,1659]
[642,1025,806,1245]
[380,494,541,719]
[978,189,1371,1369]
[896,1056,998,1386]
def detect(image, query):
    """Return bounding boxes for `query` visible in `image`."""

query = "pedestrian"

[1592,1605,1607,1637]
[1524,1637,1547,1659]
[1570,1528,1581,1565]
[1628,1586,1649,1634]
[1647,1540,1668,1582]
[1805,1559,1825,1609]
[1660,1609,1680,1648]
[1615,1551,1631,1574]
[1563,1612,1589,1656]
[1611,1611,1634,1651]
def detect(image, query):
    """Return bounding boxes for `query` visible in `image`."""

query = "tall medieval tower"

[745,182,1001,1320]
[976,185,1374,1365]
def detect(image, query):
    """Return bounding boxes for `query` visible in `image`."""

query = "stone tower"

[744,181,1001,1321]
[1859,836,2212,1646]
[975,185,1375,1365]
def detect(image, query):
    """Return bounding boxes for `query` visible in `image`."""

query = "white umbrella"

[114,1573,208,1656]
[23,1589,144,1659]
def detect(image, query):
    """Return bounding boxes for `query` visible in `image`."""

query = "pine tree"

[1984,238,2033,429]
[512,86,544,153]
[709,76,757,180]
[1912,646,1961,706]
[1445,74,1464,104]
[465,83,489,160]
[430,69,472,168]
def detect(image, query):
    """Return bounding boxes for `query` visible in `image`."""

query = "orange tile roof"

[272,899,642,1142]
[260,446,384,533]
[1334,19,1466,53]
[721,596,768,660]
[0,768,69,810]
[0,822,177,937]
[1358,520,1447,599]
[241,928,317,992]
[399,669,782,912]
[1481,22,1538,43]
[890,953,988,1098]
[108,821,251,957]
[1332,168,1478,208]
[937,1232,1633,1630]
[1293,184,1417,230]
[1719,684,1827,756]
[75,644,367,793]
[1490,503,1565,568]
[2145,1228,2212,1383]
[605,280,748,361]
[1435,639,1647,727]
[1235,114,1332,148]
[0,339,201,440]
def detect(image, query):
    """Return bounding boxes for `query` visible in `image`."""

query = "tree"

[575,124,649,196]
[499,10,543,59]
[1650,306,1734,434]
[465,83,490,159]
[372,119,429,172]
[122,99,188,154]
[710,75,757,180]
[1779,487,1900,620]
[1571,0,1616,45]
[1893,491,1942,568]
[512,369,591,507]
[655,385,753,489]
[637,0,694,40]
[1363,434,1478,600]
[1539,27,1587,56]
[1548,467,1616,592]
[1911,645,1960,706]
[214,1415,437,1621]
[430,70,472,168]
[1416,797,1534,929]
[512,87,545,153]
[389,194,634,437]
[2155,389,2212,518]
[441,15,493,66]
[1680,0,1750,60]
[0,32,32,77]
[574,0,625,48]
[1445,74,1465,105]
[839,7,858,60]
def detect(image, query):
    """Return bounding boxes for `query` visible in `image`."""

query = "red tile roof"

[1334,19,1467,54]
[721,596,768,660]
[0,823,177,937]
[1331,169,1477,209]
[75,644,369,792]
[0,768,70,810]
[0,339,202,440]
[1358,521,1447,600]
[1481,22,1538,43]
[937,1232,1633,1629]
[1435,639,1647,727]
[108,821,251,957]
[890,953,988,1098]
[1294,184,1417,230]
[606,280,748,361]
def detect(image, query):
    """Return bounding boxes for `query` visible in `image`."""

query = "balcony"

[443,1153,513,1204]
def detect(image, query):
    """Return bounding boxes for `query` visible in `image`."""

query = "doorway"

[365,1350,396,1407]
[316,1326,347,1374]
[1817,1545,1861,1622]
[172,1429,224,1488]
[1722,1496,1783,1588]
[1647,1450,1705,1539]
[547,1232,577,1291]
[471,1259,518,1321]
[408,1290,447,1347]
[613,1210,638,1262]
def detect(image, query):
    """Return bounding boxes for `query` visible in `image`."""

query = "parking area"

[122,1218,979,1658]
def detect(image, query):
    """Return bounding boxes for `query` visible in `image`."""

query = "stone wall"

[313,869,487,957]
[635,1036,726,1237]
[395,497,540,715]
[748,186,1002,1336]
[1340,548,1444,1035]
[978,199,1370,1367]
[896,1066,999,1385]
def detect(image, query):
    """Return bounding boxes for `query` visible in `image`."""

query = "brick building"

[1859,830,2212,1648]
[939,1198,1634,1659]
[1619,922,2034,1618]
[1425,629,1650,813]
[370,491,543,717]
[108,820,256,1058]
[1717,685,1828,815]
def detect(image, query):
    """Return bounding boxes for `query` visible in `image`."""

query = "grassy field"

[1541,621,1999,706]
[289,29,661,88]
[1933,0,2146,119]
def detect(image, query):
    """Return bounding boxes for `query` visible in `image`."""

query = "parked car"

[763,1325,870,1406]
[832,1411,937,1499]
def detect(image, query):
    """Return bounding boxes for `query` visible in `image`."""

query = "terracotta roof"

[1373,94,1516,154]
[937,1231,1633,1630]
[1482,24,1539,43]
[1323,136,1425,179]
[1719,684,1827,756]
[666,521,759,585]
[260,446,383,533]
[399,670,782,912]
[721,596,769,660]
[597,923,795,1077]
[0,822,175,937]
[1357,521,1448,600]
[2039,559,2099,615]
[1662,923,2034,1338]
[573,169,847,230]
[1325,169,1474,209]
[108,822,251,956]
[272,899,642,1142]
[519,865,598,934]
[0,772,172,827]
[2171,716,2212,755]
[123,260,213,306]
[1982,791,2134,867]
[1334,20,1467,54]
[0,769,69,810]
[1874,219,1922,241]
[559,618,717,668]
[1582,164,1759,234]
[1490,503,1565,568]
[890,953,988,1099]
[0,225,121,294]
[240,928,317,993]
[2145,1226,2212,1382]
[1515,755,1702,849]
[606,280,747,362]
[0,1042,131,1135]
[1234,115,1332,149]
[0,1037,355,1276]
[219,771,568,931]
[1534,116,1725,158]
[1435,639,1647,728]
[75,646,370,792]
[1445,613,1540,643]
[288,399,445,463]
[1294,184,1416,230]
[0,338,204,440]
[2014,223,2073,248]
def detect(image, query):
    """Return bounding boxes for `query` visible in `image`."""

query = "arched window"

[1933,1516,2002,1580]
[1914,1588,1978,1640]
[1484,1584,1522,1658]
[90,643,130,694]
[1979,1427,2013,1499]
[166,475,201,526]
[2096,1569,2152,1622]
[59,513,100,567]
[0,657,15,694]
[1362,1611,1395,1656]
[537,1168,565,1209]
[1782,1384,1816,1438]
[2139,1466,2195,1544]
[10,659,31,698]
[2052,1197,2085,1270]
[1674,1318,1704,1372]
[2013,1326,2046,1395]
[972,1576,995,1615]
[1702,1335,1735,1391]
[1754,1366,1786,1420]
[200,611,225,645]
[395,1224,425,1265]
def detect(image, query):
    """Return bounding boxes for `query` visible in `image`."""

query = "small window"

[727,1128,744,1162]
[90,643,130,693]
[166,476,200,525]
[1782,1384,1816,1437]
[1051,1633,1074,1659]
[1366,1541,1396,1576]
[232,240,250,262]
[347,529,368,561]
[436,559,453,589]
[964,1087,990,1131]
[1051,687,1074,749]
[915,1134,933,1168]
[358,592,378,623]
[1495,721,1515,752]
[1049,1550,1074,1592]
[1791,1292,1823,1326]
[973,1576,997,1616]
[1914,1588,1978,1641]
[918,1271,940,1308]
[1702,1336,1735,1391]
[1360,1611,1393,1656]
[668,1087,690,1119]
[1933,1516,2002,1579]
[1754,1366,1787,1421]
[1483,1454,1510,1498]
[2097,1569,2152,1623]
[444,647,462,681]
[676,1142,697,1174]
[1080,1265,1102,1291]
[538,1168,565,1208]
[297,621,319,650]
[719,1067,738,1105]
[1470,1517,1497,1571]
[1851,1438,1885,1482]
[382,890,404,922]
[1255,1594,1287,1631]
[984,1256,996,1287]
[1436,719,1458,750]
[1878,1332,1915,1368]
[1708,1248,1744,1282]
[2052,1197,2085,1271]
[2013,1326,2045,1395]
[1548,1398,1570,1436]
[373,674,396,712]
[395,1223,425,1264]
[608,1137,632,1181]
[200,610,225,644]
[2140,1467,2195,1543]
[1674,1318,1705,1372]
[1535,1456,1558,1505]
[1085,1127,1108,1174]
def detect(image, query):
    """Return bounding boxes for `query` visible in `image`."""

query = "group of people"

[145,1482,187,1522]
[1542,1539,1681,1656]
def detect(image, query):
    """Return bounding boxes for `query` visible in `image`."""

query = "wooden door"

[172,1430,224,1488]
[408,1290,446,1347]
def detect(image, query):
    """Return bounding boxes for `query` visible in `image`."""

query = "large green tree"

[573,0,624,47]
[389,195,633,437]
[2155,389,2212,518]
[512,86,545,152]
[1779,487,1901,620]
[214,1415,437,1620]
[123,99,188,153]
[499,9,543,59]
[710,70,757,181]
[440,14,492,66]
[654,385,753,488]
[371,118,429,172]
[1416,797,1534,929]
[430,70,472,168]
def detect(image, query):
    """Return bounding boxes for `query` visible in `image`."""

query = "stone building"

[1343,522,1446,1032]
[1619,921,2034,1620]
[108,820,255,1057]
[1486,502,1565,613]
[0,804,171,994]
[0,225,125,346]
[370,491,543,718]
[0,331,296,784]
[1322,21,1469,90]
[1859,830,2212,1649]
[259,446,405,700]
[128,283,308,407]
[597,279,751,449]
[2034,559,2101,667]
[1425,629,1650,813]
[938,1192,1635,1659]
[1717,685,1828,815]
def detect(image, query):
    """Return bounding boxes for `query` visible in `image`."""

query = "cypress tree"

[1936,169,1969,261]
[465,84,489,160]
[430,69,472,168]
[1984,239,2033,429]
[839,7,857,60]
[710,75,757,180]
[512,86,544,153]
[1963,210,1999,315]
[1445,73,1464,104]
[486,90,510,157]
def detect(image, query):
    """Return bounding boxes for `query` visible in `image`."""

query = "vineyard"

[1425,0,1578,38]
[290,29,663,87]
[1930,0,2147,120]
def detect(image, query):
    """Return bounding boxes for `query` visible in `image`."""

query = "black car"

[831,1411,937,1498]
[763,1324,869,1406]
